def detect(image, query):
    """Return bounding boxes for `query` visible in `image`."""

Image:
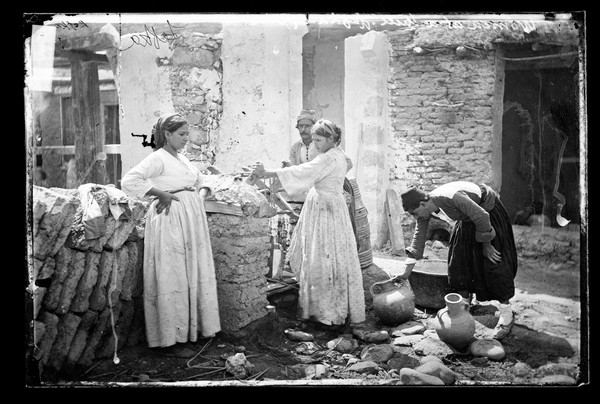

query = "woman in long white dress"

[121,113,220,357]
[252,119,365,328]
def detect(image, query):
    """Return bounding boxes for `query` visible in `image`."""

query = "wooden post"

[71,58,106,186]
[385,188,406,256]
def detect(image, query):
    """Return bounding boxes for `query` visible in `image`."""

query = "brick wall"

[387,30,497,192]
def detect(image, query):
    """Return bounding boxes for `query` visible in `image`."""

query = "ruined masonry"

[30,183,272,376]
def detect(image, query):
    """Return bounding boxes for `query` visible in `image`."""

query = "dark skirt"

[447,199,518,302]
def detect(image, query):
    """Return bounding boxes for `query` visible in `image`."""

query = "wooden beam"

[204,200,244,216]
[71,59,106,185]
[55,49,109,63]
[56,30,118,53]
[504,56,576,70]
[385,189,406,256]
[33,144,120,155]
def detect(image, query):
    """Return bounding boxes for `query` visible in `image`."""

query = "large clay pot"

[370,277,415,326]
[434,293,476,351]
[409,259,452,309]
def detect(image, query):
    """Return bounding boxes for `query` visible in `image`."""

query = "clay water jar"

[370,277,415,326]
[434,292,476,352]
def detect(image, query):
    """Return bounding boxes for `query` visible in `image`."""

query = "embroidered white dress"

[276,147,365,325]
[121,148,221,347]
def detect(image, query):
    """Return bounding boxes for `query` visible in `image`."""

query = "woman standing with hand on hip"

[252,119,366,329]
[121,113,220,357]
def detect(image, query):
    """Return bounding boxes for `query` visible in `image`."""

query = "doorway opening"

[500,44,580,227]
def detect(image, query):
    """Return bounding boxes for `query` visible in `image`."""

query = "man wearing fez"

[396,181,518,340]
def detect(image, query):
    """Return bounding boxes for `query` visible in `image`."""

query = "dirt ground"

[31,244,585,388]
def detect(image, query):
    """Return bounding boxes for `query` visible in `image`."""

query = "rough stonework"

[208,214,271,333]
[32,186,80,261]
[29,177,276,377]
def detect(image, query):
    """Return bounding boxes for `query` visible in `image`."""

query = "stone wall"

[116,25,224,176]
[513,224,581,265]
[208,215,270,333]
[168,32,223,167]
[29,183,272,378]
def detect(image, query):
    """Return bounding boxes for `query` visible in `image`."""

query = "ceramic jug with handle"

[370,277,415,326]
[434,292,476,351]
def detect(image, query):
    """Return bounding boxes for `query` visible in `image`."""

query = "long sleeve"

[405,217,430,259]
[121,153,163,199]
[195,173,214,198]
[289,143,300,166]
[452,192,496,242]
[344,154,353,172]
[276,153,335,197]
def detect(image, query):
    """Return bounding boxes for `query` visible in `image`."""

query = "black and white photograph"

[23,12,588,388]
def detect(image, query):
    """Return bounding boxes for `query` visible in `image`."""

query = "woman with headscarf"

[251,119,366,329]
[121,113,220,357]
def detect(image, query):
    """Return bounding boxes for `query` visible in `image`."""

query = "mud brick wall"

[512,224,581,265]
[387,30,497,191]
[207,214,271,333]
[29,184,271,377]
[30,185,147,377]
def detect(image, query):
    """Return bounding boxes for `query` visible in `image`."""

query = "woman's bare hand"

[482,241,502,264]
[156,191,179,215]
[251,162,266,177]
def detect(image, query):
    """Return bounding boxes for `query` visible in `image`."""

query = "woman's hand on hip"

[156,191,180,215]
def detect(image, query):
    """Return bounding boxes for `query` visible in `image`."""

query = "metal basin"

[409,259,451,309]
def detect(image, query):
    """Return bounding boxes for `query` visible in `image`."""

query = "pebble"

[392,334,424,346]
[420,355,444,365]
[132,374,150,382]
[414,360,457,385]
[470,338,506,361]
[305,364,328,379]
[347,361,380,375]
[413,336,455,357]
[469,357,489,366]
[326,337,359,353]
[284,329,315,342]
[539,375,577,385]
[360,344,395,363]
[387,354,421,370]
[399,368,445,385]
[294,341,319,354]
[353,329,390,343]
[391,320,426,336]
[512,362,531,377]
[536,362,579,378]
